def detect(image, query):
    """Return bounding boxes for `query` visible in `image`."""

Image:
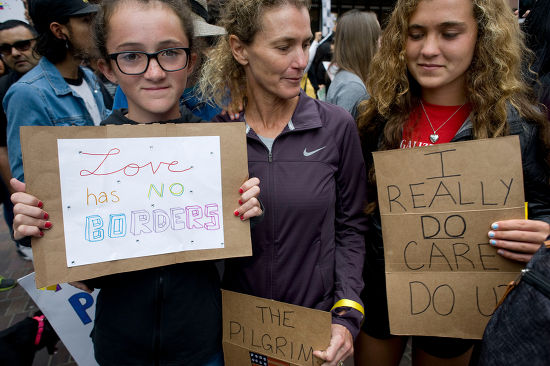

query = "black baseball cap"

[30,0,98,33]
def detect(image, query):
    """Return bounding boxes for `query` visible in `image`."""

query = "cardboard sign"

[373,136,525,339]
[21,123,251,288]
[222,290,331,366]
[19,273,99,366]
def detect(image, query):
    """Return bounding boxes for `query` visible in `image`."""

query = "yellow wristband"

[331,299,365,317]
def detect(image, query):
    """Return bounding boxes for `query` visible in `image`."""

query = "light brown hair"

[357,0,549,161]
[332,10,380,86]
[356,0,550,212]
[198,0,311,110]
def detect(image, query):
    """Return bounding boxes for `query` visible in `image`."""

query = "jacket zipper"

[248,127,298,299]
[521,268,550,299]
[267,143,274,298]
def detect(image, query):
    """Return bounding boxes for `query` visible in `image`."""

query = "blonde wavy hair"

[198,0,310,110]
[357,0,549,158]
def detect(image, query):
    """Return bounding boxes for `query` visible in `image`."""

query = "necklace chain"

[420,100,466,143]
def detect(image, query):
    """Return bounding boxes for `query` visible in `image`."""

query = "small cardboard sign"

[222,290,331,366]
[373,136,525,339]
[20,123,251,288]
[19,272,99,366]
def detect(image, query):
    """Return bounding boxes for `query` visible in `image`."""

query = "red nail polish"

[239,188,244,194]
[37,201,43,208]
[234,210,239,216]
[39,231,44,237]
[238,200,243,205]
[240,215,244,221]
[44,212,49,220]
[45,221,52,229]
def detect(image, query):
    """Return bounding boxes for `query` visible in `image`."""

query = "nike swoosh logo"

[303,146,326,157]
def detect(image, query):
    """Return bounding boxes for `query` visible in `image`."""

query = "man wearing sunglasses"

[0,21,39,75]
[0,20,40,261]
[4,0,109,187]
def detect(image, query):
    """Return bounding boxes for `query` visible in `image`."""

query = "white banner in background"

[321,0,333,36]
[19,273,99,366]
[0,0,29,22]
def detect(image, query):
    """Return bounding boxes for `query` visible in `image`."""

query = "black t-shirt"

[90,109,221,366]
[101,106,203,126]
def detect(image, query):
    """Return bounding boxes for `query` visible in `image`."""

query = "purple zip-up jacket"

[215,91,368,338]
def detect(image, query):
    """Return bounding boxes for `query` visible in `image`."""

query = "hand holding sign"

[11,178,50,239]
[235,177,262,221]
[373,136,526,339]
[19,123,254,288]
[313,324,353,366]
[489,219,550,262]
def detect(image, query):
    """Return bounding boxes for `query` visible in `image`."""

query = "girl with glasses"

[10,0,261,365]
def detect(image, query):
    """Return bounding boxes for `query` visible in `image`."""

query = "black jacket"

[88,109,221,366]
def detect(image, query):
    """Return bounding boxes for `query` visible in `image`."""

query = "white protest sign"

[56,136,224,267]
[0,0,29,22]
[18,273,99,366]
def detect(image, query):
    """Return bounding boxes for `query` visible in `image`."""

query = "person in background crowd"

[0,20,40,260]
[4,0,108,186]
[354,0,550,364]
[206,0,223,25]
[522,0,550,120]
[305,31,323,74]
[112,0,225,121]
[326,10,380,116]
[10,0,262,364]
[201,0,368,365]
[308,30,333,97]
[0,275,15,291]
[0,38,16,291]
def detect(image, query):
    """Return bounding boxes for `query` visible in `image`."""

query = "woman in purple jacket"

[199,1,368,365]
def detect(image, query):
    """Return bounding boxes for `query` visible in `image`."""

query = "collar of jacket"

[246,90,323,134]
[453,104,524,141]
[37,57,96,97]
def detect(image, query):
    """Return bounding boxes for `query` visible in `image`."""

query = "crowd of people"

[0,0,548,365]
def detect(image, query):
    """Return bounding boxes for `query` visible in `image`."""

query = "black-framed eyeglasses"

[108,47,191,75]
[0,38,36,56]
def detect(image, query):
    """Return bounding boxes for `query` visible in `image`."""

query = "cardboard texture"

[373,136,525,339]
[222,290,331,366]
[20,124,252,288]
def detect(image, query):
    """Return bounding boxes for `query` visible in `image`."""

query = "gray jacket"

[326,70,368,115]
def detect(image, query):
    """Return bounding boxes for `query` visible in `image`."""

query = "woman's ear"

[97,58,118,84]
[229,35,248,66]
[187,51,198,75]
[49,22,69,41]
